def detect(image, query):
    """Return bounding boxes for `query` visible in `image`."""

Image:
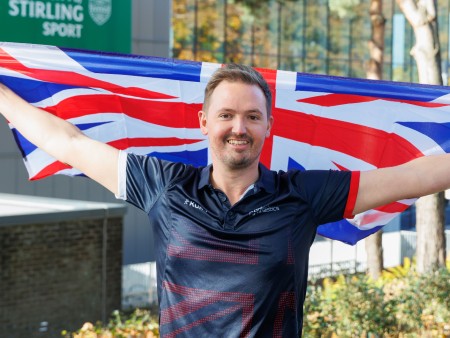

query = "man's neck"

[210,164,259,205]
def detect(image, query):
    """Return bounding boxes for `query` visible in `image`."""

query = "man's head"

[203,64,272,117]
[198,64,274,172]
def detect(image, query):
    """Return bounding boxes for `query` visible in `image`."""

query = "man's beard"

[220,133,259,169]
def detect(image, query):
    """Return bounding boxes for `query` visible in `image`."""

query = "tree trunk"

[365,231,383,279]
[415,193,446,273]
[396,0,446,273]
[397,0,442,84]
[366,0,385,80]
[365,0,385,280]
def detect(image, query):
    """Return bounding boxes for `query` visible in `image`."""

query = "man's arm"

[354,154,450,215]
[0,83,120,195]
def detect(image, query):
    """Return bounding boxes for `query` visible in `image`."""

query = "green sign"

[1,0,131,53]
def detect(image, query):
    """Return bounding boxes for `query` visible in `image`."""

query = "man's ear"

[266,115,274,138]
[198,110,208,135]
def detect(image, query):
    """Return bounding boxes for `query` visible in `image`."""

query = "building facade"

[0,0,171,264]
[172,0,450,85]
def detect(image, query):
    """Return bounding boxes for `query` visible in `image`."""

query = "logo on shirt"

[184,199,207,213]
[248,205,280,216]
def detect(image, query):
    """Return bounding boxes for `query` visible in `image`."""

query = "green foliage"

[381,256,413,281]
[329,0,361,19]
[304,262,450,337]
[66,262,450,337]
[62,308,159,338]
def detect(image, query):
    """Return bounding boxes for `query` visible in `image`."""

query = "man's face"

[199,80,273,171]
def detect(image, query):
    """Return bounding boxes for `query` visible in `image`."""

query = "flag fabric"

[1,41,450,245]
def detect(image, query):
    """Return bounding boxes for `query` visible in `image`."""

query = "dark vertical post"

[325,0,330,74]
[223,0,228,63]
[277,1,282,68]
[194,0,198,60]
[302,0,306,72]
[349,17,353,77]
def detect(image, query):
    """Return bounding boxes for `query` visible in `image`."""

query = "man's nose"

[232,117,247,134]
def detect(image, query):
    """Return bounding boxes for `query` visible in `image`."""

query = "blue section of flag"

[76,121,112,131]
[287,157,305,171]
[0,75,79,103]
[397,121,450,152]
[149,148,208,168]
[11,129,37,156]
[11,122,113,157]
[317,220,382,245]
[64,48,203,82]
[296,73,450,103]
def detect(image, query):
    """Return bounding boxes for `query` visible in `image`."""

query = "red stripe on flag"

[298,93,377,106]
[298,93,448,108]
[258,68,277,167]
[374,202,409,213]
[332,162,349,171]
[385,98,448,108]
[108,137,203,149]
[31,161,72,181]
[268,108,423,168]
[43,94,202,129]
[0,48,176,100]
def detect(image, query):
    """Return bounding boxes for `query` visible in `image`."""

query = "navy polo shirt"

[122,153,359,338]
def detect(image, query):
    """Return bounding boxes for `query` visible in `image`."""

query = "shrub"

[66,262,450,337]
[303,262,450,337]
[62,309,159,338]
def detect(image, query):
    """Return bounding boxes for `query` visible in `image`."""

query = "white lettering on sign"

[8,0,85,39]
[9,0,84,21]
[42,22,83,38]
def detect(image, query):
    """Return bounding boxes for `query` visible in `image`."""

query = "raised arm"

[0,83,120,195]
[354,153,450,215]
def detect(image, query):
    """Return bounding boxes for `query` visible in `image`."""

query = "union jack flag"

[1,41,450,245]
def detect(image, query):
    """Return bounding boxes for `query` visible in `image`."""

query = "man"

[0,64,449,337]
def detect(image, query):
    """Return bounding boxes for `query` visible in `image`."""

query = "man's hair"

[203,64,272,117]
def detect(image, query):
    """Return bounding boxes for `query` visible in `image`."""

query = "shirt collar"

[199,164,213,189]
[198,163,276,194]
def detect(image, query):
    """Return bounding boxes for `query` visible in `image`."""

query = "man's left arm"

[353,153,450,215]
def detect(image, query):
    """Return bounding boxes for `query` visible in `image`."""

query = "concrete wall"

[132,0,171,57]
[0,214,123,337]
[0,0,171,264]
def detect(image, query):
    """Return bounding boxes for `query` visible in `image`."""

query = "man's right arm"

[0,83,120,195]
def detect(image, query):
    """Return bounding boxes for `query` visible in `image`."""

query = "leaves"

[64,309,159,338]
[329,0,362,19]
[303,261,450,336]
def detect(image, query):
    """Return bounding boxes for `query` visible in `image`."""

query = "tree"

[396,0,446,273]
[329,0,385,280]
[364,0,386,281]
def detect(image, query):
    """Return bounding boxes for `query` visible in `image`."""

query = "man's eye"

[249,115,260,120]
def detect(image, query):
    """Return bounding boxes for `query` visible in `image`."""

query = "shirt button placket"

[219,193,227,203]
[224,210,236,230]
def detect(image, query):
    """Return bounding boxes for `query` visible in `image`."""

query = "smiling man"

[198,71,274,205]
[2,64,450,337]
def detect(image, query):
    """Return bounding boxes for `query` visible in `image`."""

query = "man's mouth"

[227,139,249,145]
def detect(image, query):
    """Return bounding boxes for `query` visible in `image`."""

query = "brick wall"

[0,216,123,337]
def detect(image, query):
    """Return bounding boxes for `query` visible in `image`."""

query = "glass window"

[171,0,450,84]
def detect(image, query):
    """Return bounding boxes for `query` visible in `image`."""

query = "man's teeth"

[228,140,248,145]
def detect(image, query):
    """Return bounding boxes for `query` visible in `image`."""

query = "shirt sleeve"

[120,153,189,213]
[343,171,360,219]
[115,150,128,200]
[293,169,358,226]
